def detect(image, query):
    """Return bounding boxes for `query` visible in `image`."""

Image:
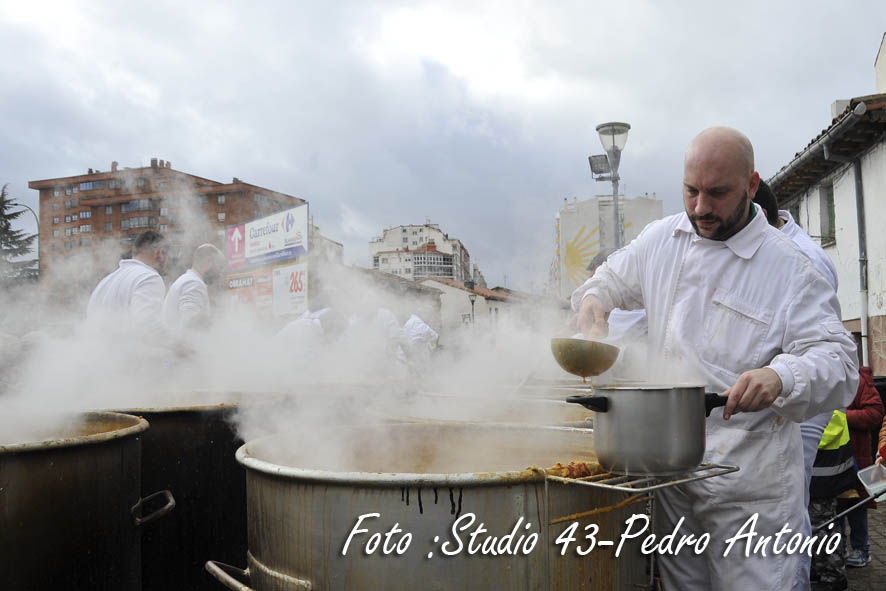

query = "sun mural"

[563,225,600,286]
[562,222,634,287]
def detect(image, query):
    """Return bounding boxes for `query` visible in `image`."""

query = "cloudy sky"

[1,1,883,290]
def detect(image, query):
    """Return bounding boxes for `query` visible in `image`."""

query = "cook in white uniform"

[754,180,841,590]
[574,128,858,590]
[163,244,226,335]
[87,230,168,341]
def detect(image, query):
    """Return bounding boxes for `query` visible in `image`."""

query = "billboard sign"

[227,203,308,270]
[272,263,308,317]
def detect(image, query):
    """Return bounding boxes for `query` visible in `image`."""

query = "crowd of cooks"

[85,233,439,372]
[570,126,886,591]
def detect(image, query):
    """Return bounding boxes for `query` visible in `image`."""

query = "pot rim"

[591,383,706,391]
[236,425,594,487]
[0,411,148,454]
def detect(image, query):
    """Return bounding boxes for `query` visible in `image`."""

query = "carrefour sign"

[228,203,308,269]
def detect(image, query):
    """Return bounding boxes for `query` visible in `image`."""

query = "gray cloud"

[1,1,883,289]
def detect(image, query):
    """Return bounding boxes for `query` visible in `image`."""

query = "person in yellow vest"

[808,410,856,591]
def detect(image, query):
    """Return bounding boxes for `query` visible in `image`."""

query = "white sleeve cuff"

[769,360,795,403]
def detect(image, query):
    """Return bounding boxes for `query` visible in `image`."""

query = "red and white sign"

[272,263,308,317]
[227,224,246,269]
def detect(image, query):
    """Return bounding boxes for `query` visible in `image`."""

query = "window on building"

[65,187,72,196]
[217,195,226,205]
[373,256,379,268]
[64,241,73,250]
[79,237,90,247]
[217,212,226,223]
[121,216,155,230]
[121,199,152,214]
[136,178,146,188]
[71,227,78,235]
[109,179,120,189]
[159,224,168,232]
[158,181,168,189]
[52,229,60,238]
[200,195,208,206]
[80,210,91,219]
[253,193,269,206]
[402,237,408,243]
[64,215,71,223]
[52,202,59,210]
[80,224,91,233]
[412,241,417,246]
[71,186,78,194]
[819,184,835,245]
[105,205,113,215]
[71,198,78,206]
[104,222,112,232]
[52,216,59,224]
[53,189,60,197]
[160,207,168,217]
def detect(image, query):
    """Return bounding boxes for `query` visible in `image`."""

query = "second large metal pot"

[567,385,727,475]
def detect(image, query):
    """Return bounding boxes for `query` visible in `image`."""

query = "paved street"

[846,505,885,589]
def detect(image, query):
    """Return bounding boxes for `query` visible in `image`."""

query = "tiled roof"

[422,277,509,301]
[768,93,886,205]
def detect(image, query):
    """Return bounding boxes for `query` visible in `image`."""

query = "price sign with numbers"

[272,263,308,317]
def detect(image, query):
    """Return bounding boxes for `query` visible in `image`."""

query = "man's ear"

[748,171,760,200]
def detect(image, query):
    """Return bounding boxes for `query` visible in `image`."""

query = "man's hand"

[577,295,609,339]
[721,368,783,420]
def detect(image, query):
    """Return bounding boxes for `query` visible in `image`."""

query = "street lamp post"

[15,203,40,274]
[468,292,476,326]
[594,122,631,249]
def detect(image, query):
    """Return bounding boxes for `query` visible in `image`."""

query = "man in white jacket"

[163,244,226,334]
[87,230,168,340]
[574,127,858,590]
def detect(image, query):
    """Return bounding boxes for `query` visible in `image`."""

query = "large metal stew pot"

[567,385,727,474]
[110,400,248,591]
[206,423,646,591]
[0,411,174,591]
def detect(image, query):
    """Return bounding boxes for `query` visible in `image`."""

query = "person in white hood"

[574,127,858,590]
[163,244,226,334]
[87,230,168,340]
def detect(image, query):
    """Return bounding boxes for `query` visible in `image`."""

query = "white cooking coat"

[87,259,166,339]
[162,269,210,333]
[578,207,857,591]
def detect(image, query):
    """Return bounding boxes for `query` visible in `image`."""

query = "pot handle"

[566,395,609,413]
[205,561,255,591]
[704,393,729,418]
[132,489,176,527]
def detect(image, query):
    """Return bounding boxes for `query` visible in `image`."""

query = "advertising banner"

[227,203,308,270]
[272,263,308,317]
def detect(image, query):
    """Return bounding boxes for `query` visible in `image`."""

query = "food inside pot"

[246,424,596,475]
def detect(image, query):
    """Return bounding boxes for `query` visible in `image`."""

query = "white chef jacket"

[87,259,166,339]
[580,206,857,424]
[163,269,210,333]
[779,210,839,290]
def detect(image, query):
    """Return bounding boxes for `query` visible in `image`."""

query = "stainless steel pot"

[207,423,646,591]
[0,411,175,590]
[567,385,727,475]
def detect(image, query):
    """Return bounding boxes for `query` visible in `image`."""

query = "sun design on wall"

[563,225,600,286]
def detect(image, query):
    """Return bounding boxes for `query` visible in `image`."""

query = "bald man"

[163,244,226,334]
[572,127,858,590]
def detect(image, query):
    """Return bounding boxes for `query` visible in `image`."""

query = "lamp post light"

[15,203,40,274]
[594,122,631,249]
[468,292,476,326]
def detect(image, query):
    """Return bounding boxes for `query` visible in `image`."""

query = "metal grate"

[544,462,739,494]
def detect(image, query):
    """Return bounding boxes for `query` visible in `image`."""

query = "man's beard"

[688,192,750,241]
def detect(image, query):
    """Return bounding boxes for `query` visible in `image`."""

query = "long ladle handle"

[566,394,609,413]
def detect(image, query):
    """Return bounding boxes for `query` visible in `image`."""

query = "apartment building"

[368,223,474,282]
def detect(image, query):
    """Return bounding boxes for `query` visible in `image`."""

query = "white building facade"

[369,223,473,282]
[769,87,886,373]
[553,194,663,299]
